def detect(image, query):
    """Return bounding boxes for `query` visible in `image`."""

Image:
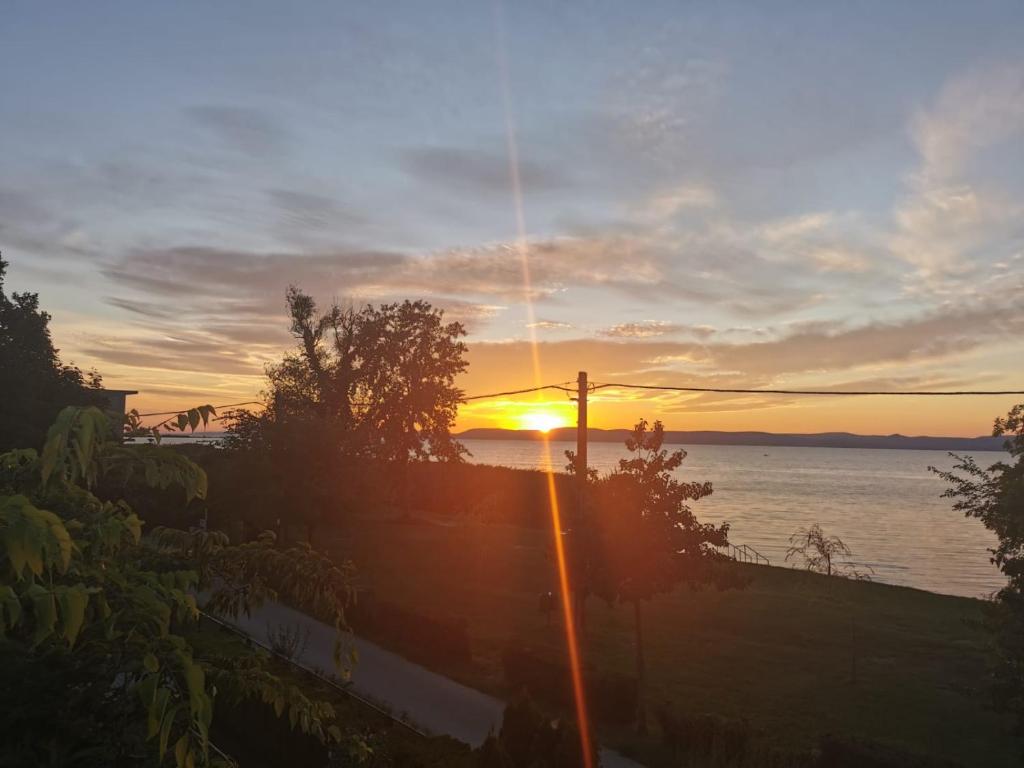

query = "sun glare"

[520,410,564,433]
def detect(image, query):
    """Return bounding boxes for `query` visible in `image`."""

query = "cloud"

[527,319,573,330]
[460,298,1024,397]
[599,321,686,338]
[401,146,570,196]
[708,300,1024,377]
[893,61,1024,286]
[267,189,363,232]
[186,106,289,157]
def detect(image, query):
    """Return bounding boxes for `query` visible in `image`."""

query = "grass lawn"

[325,515,1016,767]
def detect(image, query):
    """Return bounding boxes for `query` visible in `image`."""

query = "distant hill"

[455,427,1007,452]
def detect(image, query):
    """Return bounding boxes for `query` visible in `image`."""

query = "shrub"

[815,734,966,768]
[500,646,637,725]
[406,462,577,527]
[266,620,311,661]
[484,693,596,768]
[349,592,472,667]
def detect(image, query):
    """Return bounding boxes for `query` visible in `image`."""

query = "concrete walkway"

[219,600,644,767]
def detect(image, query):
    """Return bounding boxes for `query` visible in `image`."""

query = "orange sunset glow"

[5,4,1024,766]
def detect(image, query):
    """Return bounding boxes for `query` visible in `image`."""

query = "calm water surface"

[460,438,1006,599]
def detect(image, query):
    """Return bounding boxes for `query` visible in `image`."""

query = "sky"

[2,1,1023,436]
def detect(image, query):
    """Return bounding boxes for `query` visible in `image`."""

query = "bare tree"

[785,524,872,579]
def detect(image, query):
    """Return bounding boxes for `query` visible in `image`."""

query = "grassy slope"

[326,517,1016,767]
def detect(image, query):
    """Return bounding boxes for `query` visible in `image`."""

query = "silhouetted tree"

[564,449,598,631]
[269,287,468,462]
[485,693,597,767]
[476,732,515,768]
[220,287,468,537]
[592,419,739,733]
[933,404,1024,745]
[0,255,103,451]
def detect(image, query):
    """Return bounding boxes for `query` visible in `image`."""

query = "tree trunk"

[634,599,647,735]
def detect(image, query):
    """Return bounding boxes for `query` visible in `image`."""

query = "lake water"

[459,438,1006,599]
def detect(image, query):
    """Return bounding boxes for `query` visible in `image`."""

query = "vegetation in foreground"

[324,513,1015,767]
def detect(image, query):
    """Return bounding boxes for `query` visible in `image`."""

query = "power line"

[135,401,263,418]
[462,382,575,401]
[128,378,1024,419]
[591,382,1024,397]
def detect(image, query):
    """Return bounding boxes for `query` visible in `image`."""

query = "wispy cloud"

[186,106,289,157]
[599,320,687,338]
[893,60,1024,288]
[527,319,573,330]
[401,146,571,197]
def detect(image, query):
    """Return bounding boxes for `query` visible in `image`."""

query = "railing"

[718,543,770,566]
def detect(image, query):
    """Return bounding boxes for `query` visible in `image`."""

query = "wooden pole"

[575,371,588,631]
[576,370,588,511]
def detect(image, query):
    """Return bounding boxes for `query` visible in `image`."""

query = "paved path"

[220,600,644,767]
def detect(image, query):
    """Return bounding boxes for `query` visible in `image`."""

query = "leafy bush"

[654,706,968,768]
[405,462,577,527]
[815,734,966,768]
[0,405,356,766]
[657,707,802,768]
[349,592,472,667]
[479,693,597,768]
[500,646,637,725]
[266,620,311,661]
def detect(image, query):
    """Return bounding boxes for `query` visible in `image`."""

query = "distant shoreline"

[455,427,1007,452]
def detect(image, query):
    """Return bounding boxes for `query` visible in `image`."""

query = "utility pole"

[575,371,589,631]
[576,370,588,509]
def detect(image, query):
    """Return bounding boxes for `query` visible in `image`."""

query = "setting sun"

[520,410,566,433]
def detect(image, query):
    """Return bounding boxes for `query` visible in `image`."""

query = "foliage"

[331,512,1013,766]
[215,287,469,537]
[0,405,355,766]
[585,419,740,729]
[657,706,796,768]
[266,620,311,661]
[785,523,871,579]
[0,254,104,452]
[591,419,733,603]
[501,645,638,725]
[333,590,471,668]
[260,288,468,462]
[933,403,1024,743]
[489,693,598,768]
[655,707,967,768]
[124,404,220,445]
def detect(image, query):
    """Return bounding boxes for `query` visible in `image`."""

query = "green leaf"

[137,673,158,710]
[26,583,56,645]
[174,733,189,768]
[158,697,176,759]
[0,585,21,635]
[179,652,207,718]
[143,652,160,673]
[56,583,89,647]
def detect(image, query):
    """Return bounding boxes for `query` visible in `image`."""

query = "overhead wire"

[131,380,1024,417]
[589,382,1024,397]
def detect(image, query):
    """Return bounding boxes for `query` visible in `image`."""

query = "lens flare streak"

[492,2,594,764]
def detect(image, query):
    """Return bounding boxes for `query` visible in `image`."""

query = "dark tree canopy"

[585,419,741,732]
[934,404,1024,740]
[260,287,468,463]
[215,288,469,538]
[0,255,103,452]
[592,419,733,604]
